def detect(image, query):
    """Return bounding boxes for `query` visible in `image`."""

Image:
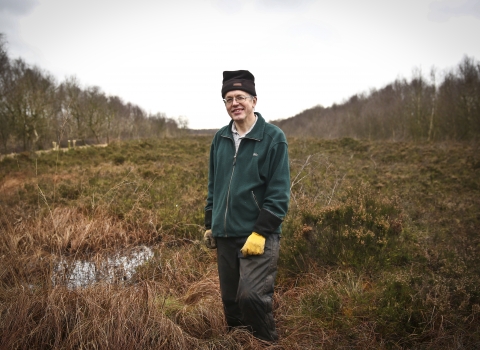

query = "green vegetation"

[1,137,479,349]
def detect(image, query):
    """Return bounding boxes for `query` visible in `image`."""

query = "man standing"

[204,70,290,342]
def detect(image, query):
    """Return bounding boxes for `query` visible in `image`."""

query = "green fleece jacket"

[205,113,290,238]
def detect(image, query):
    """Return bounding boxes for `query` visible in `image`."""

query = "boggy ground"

[0,137,479,349]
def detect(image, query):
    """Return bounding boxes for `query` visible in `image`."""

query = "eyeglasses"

[223,95,253,105]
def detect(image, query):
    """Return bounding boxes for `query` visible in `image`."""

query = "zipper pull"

[233,155,237,166]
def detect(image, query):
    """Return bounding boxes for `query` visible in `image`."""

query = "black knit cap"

[221,70,256,98]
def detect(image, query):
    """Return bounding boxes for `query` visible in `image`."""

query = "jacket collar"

[221,112,265,141]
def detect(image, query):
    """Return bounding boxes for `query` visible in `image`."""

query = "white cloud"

[429,0,480,21]
[0,0,39,57]
[1,0,479,129]
[0,0,38,15]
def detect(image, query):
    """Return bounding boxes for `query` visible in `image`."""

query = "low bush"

[281,183,408,273]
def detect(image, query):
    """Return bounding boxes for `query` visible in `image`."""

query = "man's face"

[224,90,257,124]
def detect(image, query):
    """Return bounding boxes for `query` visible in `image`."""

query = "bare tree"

[3,59,56,151]
[0,34,13,152]
[84,86,108,144]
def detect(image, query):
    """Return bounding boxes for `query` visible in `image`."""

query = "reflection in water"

[52,246,154,289]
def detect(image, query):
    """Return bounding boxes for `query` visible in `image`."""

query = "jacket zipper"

[224,153,237,236]
[221,132,260,236]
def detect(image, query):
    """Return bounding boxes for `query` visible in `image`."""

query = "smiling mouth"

[231,108,243,114]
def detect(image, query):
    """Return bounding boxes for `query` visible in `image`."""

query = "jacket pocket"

[251,191,261,211]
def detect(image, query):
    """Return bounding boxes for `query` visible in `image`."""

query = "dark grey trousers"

[216,234,280,342]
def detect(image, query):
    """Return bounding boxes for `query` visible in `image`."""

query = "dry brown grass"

[0,230,273,349]
[0,200,273,348]
[1,137,479,349]
[0,206,154,257]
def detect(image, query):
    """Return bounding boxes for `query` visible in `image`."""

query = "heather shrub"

[281,183,409,273]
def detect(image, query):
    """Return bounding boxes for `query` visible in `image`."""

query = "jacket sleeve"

[253,140,290,236]
[205,138,215,229]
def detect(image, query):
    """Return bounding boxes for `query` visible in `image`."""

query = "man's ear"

[252,96,257,107]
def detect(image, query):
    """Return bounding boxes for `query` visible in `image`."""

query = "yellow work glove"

[203,229,217,249]
[240,232,265,256]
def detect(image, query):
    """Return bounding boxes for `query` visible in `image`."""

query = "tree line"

[0,34,186,155]
[273,56,480,142]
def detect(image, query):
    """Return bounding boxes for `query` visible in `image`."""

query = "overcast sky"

[1,0,479,129]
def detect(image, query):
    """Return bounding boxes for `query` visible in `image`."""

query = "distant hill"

[188,129,218,136]
[272,56,480,142]
[271,105,327,137]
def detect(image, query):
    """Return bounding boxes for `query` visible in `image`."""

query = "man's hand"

[240,232,265,256]
[203,229,217,249]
